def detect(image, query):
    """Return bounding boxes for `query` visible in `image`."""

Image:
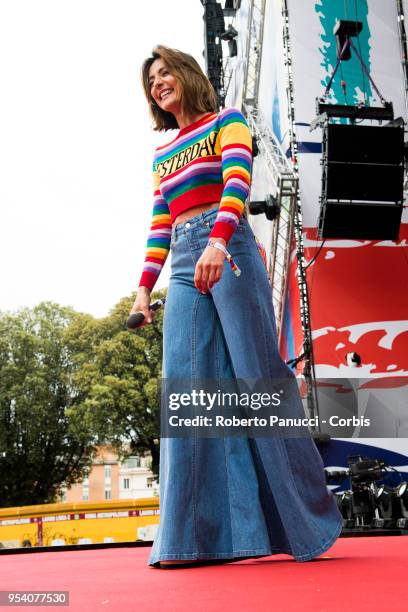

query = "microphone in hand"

[127,299,166,330]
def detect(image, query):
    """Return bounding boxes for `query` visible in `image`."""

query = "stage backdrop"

[282,0,408,391]
[226,0,408,448]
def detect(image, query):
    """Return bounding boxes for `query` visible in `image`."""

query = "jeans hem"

[147,516,343,566]
[291,516,344,562]
[148,547,276,566]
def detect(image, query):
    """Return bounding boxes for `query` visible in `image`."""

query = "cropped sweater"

[138,107,253,291]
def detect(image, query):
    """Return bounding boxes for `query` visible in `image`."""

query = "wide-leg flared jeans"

[148,207,343,566]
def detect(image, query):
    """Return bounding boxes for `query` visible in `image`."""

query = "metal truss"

[281,0,319,424]
[241,0,319,426]
[242,0,266,105]
[243,103,298,336]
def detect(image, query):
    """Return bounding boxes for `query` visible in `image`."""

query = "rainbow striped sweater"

[138,107,253,291]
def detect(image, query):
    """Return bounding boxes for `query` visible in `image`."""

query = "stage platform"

[1,536,407,611]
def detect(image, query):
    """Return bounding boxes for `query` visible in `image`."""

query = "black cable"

[286,352,307,368]
[305,239,326,270]
[354,0,368,105]
[341,0,350,111]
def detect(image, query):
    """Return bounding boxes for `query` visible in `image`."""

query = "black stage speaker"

[318,201,402,240]
[318,123,404,240]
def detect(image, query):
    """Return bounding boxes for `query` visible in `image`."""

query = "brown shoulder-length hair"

[141,45,218,132]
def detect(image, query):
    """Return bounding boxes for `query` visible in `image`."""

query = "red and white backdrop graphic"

[286,230,408,379]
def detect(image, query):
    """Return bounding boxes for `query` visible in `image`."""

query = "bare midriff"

[172,202,219,228]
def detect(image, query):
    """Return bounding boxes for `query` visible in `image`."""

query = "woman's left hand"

[194,238,226,293]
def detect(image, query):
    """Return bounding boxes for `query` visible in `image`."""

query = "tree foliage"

[65,289,165,479]
[0,303,94,507]
[0,291,165,507]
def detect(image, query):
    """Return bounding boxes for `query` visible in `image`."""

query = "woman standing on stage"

[131,45,342,568]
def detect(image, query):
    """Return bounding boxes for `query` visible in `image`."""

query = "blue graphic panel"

[315,0,373,113]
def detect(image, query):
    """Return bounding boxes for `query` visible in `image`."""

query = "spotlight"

[371,483,394,519]
[371,483,402,528]
[249,195,280,221]
[326,456,404,530]
[335,490,353,520]
[220,24,238,57]
[395,481,408,519]
[220,24,238,41]
[348,456,386,526]
[395,484,408,527]
[351,488,375,526]
[395,481,408,501]
[220,24,238,58]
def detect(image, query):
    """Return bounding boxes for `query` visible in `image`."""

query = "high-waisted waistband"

[171,207,219,241]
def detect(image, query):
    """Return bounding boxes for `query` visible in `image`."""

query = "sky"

[0,0,207,318]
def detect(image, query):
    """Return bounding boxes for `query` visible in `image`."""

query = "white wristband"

[207,239,241,277]
[208,239,228,257]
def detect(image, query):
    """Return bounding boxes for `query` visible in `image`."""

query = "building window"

[123,478,130,489]
[105,489,111,500]
[123,456,141,469]
[147,477,154,488]
[104,465,111,481]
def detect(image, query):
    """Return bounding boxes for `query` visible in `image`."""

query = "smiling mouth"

[160,89,173,101]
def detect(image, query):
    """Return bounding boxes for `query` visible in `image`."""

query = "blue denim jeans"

[148,207,342,566]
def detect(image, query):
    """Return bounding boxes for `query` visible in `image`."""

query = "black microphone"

[127,299,166,330]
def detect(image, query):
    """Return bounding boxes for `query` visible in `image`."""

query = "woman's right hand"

[130,287,154,326]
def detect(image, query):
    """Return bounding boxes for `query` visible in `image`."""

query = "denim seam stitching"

[212,301,221,383]
[191,292,203,557]
[222,433,234,556]
[247,242,271,376]
[248,241,329,551]
[279,438,327,548]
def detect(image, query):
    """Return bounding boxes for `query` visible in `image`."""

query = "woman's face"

[148,58,181,114]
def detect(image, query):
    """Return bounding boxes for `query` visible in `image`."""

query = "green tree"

[65,289,165,479]
[0,291,165,508]
[0,302,96,507]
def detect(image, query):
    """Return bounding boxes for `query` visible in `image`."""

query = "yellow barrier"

[0,498,160,548]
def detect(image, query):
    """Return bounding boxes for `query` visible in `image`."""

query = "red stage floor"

[1,536,407,611]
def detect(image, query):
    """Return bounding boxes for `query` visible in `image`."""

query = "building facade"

[61,445,158,503]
